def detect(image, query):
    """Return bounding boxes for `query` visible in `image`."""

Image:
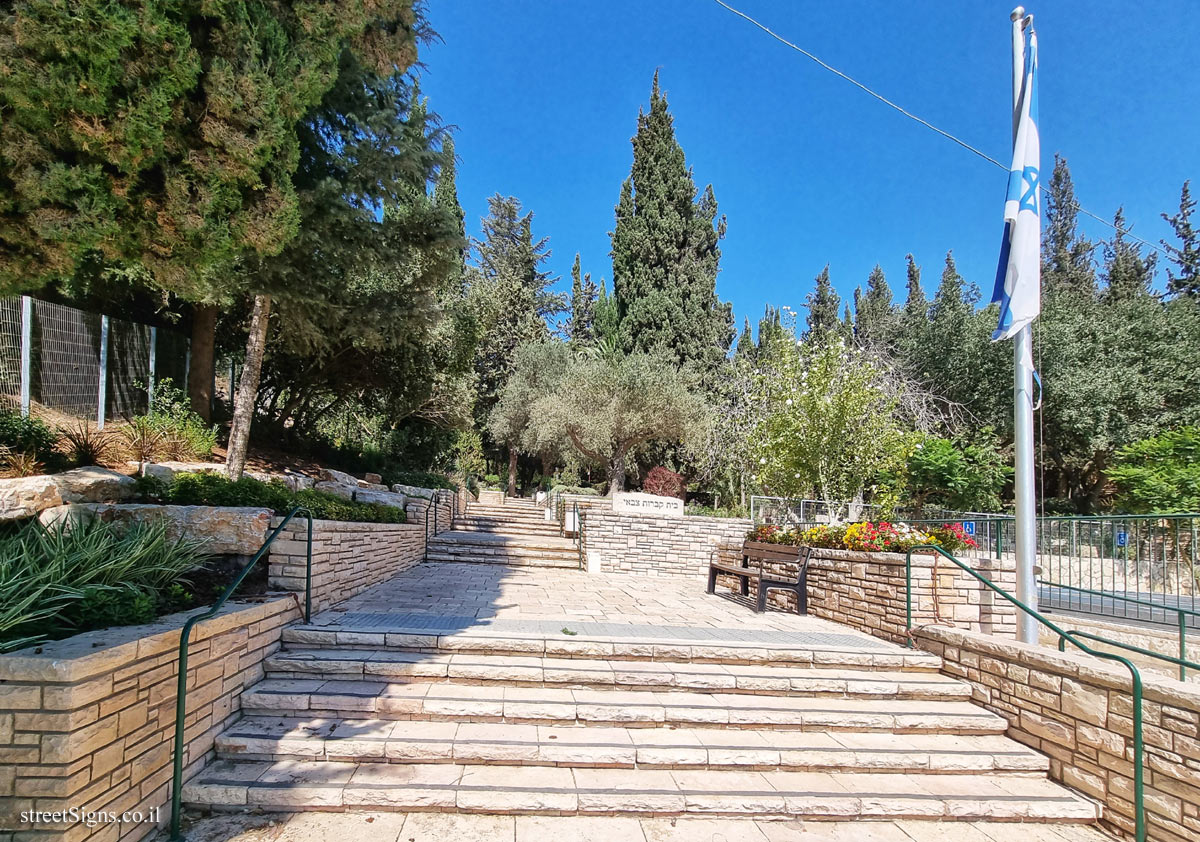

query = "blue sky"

[419,1,1200,334]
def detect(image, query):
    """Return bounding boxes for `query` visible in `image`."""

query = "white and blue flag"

[991,25,1040,342]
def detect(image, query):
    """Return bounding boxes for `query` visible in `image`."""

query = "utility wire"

[712,0,1173,260]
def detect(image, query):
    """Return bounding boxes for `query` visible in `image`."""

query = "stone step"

[422,551,579,569]
[182,760,1099,821]
[280,628,945,671]
[241,680,1008,733]
[216,717,1049,774]
[429,530,578,550]
[451,520,563,536]
[265,649,970,699]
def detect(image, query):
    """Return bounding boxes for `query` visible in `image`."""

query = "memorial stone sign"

[612,491,684,518]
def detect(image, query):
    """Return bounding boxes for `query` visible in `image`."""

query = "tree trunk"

[226,294,272,480]
[607,447,627,496]
[188,304,218,421]
[507,446,518,497]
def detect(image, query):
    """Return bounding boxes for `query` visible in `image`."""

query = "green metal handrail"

[1043,579,1200,681]
[904,544,1146,842]
[170,506,314,841]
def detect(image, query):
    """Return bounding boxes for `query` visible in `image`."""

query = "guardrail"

[170,506,313,840]
[904,543,1147,842]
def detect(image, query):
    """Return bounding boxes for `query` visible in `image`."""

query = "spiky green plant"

[0,518,208,652]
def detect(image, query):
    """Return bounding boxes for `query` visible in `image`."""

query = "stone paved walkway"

[175,811,1115,842]
[307,562,886,647]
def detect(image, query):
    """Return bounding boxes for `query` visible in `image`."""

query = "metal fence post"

[19,296,32,417]
[97,315,109,429]
[148,326,157,409]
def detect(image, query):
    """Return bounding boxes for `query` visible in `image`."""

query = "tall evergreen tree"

[610,71,733,370]
[804,265,841,342]
[1103,208,1156,300]
[1043,155,1097,294]
[1162,180,1199,296]
[854,263,895,348]
[470,195,564,429]
[735,316,754,358]
[568,253,599,347]
[435,136,467,284]
[902,254,926,321]
[593,279,620,348]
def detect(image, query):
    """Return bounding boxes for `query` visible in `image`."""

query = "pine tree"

[610,71,733,370]
[804,265,841,341]
[1162,180,1199,296]
[757,305,785,352]
[1103,207,1156,300]
[568,253,599,347]
[1043,155,1097,294]
[902,254,926,322]
[854,263,895,348]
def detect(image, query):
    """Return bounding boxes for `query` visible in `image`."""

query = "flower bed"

[748,520,977,554]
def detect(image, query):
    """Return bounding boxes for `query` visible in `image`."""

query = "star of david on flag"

[991,25,1040,342]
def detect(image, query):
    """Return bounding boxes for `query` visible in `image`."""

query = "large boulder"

[313,480,355,501]
[39,503,272,555]
[354,488,406,509]
[392,483,437,499]
[52,466,136,503]
[0,475,63,520]
[363,472,383,485]
[319,468,358,487]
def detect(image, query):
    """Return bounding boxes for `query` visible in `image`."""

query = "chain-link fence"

[0,296,190,426]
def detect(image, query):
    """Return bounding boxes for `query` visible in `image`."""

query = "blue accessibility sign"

[962,521,976,536]
[1116,531,1128,548]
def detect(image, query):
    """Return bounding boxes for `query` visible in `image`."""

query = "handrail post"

[170,507,312,840]
[904,550,913,648]
[1181,609,1188,682]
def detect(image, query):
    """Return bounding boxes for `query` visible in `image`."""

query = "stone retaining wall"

[916,624,1200,842]
[581,511,752,577]
[805,548,1018,643]
[0,598,297,842]
[267,518,426,613]
[406,489,455,537]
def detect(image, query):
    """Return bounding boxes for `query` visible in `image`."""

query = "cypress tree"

[593,279,620,347]
[1043,155,1097,294]
[735,316,755,358]
[568,253,598,347]
[902,254,926,321]
[1104,208,1156,300]
[804,264,841,342]
[610,71,733,370]
[1162,180,1199,296]
[435,136,467,283]
[854,263,895,348]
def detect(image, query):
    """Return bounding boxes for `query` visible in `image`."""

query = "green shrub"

[0,518,208,652]
[143,378,218,460]
[387,469,455,490]
[0,409,57,457]
[164,472,406,524]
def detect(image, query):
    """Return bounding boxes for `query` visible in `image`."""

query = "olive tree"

[747,325,909,520]
[507,345,704,495]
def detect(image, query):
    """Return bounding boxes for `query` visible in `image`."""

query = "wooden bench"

[707,540,812,614]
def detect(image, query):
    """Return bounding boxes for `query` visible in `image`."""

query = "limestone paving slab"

[266,649,960,697]
[189,762,1100,820]
[172,812,1119,842]
[217,716,1048,773]
[239,680,1007,733]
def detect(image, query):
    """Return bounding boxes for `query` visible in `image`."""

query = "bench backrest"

[742,543,813,583]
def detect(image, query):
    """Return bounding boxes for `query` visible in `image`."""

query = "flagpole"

[1010,6,1039,644]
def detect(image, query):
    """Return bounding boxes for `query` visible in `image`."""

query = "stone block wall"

[0,598,297,842]
[805,548,1018,643]
[405,490,455,537]
[916,624,1200,842]
[267,518,425,613]
[581,511,752,577]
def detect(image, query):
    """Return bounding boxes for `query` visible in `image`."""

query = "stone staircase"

[183,616,1103,826]
[425,498,580,568]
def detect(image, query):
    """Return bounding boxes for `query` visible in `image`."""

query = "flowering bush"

[643,466,686,499]
[746,521,978,554]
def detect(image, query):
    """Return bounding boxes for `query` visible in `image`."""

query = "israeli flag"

[991,25,1040,342]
